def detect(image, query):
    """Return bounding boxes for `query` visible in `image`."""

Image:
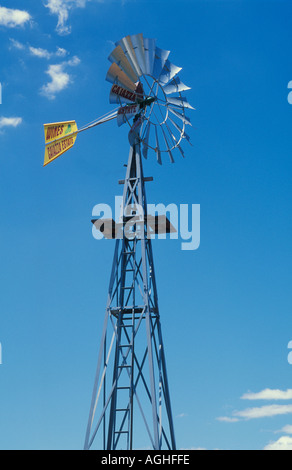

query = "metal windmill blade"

[106,33,194,164]
[106,63,137,92]
[108,45,138,83]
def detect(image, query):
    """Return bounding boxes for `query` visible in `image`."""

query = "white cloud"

[10,39,68,60]
[56,47,68,57]
[218,388,292,449]
[220,404,292,422]
[0,117,22,129]
[9,38,25,50]
[264,436,292,451]
[45,0,90,35]
[29,46,68,59]
[216,416,239,423]
[41,64,70,99]
[45,0,70,35]
[241,389,292,401]
[66,56,81,67]
[40,56,80,99]
[276,425,292,435]
[29,46,52,59]
[218,388,292,423]
[236,404,292,420]
[0,6,31,28]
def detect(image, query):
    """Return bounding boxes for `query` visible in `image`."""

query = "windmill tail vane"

[43,33,195,451]
[43,110,118,166]
[43,33,194,168]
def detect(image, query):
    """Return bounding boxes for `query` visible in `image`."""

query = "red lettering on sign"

[46,125,64,141]
[118,105,139,115]
[111,85,136,103]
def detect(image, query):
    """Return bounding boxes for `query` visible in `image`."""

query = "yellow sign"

[43,121,78,166]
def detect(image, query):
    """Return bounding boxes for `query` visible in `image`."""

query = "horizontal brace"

[109,308,157,318]
[118,176,153,185]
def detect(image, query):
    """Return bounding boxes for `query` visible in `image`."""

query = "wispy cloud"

[218,388,292,423]
[44,0,108,35]
[0,6,31,28]
[217,388,292,449]
[45,0,71,36]
[9,38,25,50]
[10,39,68,60]
[9,37,76,100]
[217,416,239,423]
[241,389,292,401]
[276,424,292,435]
[45,0,91,35]
[0,117,22,129]
[56,47,68,58]
[29,46,52,60]
[40,56,81,99]
[233,404,292,420]
[29,46,67,59]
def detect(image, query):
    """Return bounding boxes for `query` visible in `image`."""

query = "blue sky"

[0,0,292,450]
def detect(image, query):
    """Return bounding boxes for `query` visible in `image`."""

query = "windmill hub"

[140,95,157,109]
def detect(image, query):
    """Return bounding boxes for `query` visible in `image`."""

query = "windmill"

[43,33,194,451]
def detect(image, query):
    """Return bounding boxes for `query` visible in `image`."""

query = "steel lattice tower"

[84,140,176,450]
